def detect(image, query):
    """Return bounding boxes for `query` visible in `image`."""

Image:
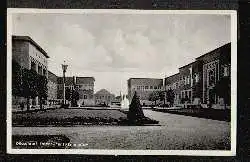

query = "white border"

[7,8,237,156]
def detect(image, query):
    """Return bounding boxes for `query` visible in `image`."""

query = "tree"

[71,90,80,107]
[22,69,38,111]
[148,91,159,106]
[127,91,145,122]
[37,75,48,110]
[213,76,230,109]
[12,60,23,97]
[65,88,72,103]
[166,89,175,107]
[158,91,166,106]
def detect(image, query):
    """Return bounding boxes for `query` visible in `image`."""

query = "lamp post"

[163,74,167,108]
[61,61,68,105]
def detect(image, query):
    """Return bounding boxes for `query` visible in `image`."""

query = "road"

[12,110,230,150]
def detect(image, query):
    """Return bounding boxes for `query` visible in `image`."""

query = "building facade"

[197,43,231,106]
[164,73,181,104]
[164,43,231,108]
[47,71,59,105]
[94,89,115,106]
[57,76,95,106]
[12,35,49,107]
[127,78,163,106]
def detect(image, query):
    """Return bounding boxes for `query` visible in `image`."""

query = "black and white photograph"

[7,9,237,155]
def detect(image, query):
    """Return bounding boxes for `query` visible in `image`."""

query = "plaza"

[12,109,230,150]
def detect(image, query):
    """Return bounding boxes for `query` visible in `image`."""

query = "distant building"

[94,89,115,106]
[57,76,95,106]
[127,78,163,106]
[164,43,231,108]
[12,35,49,107]
[111,95,122,106]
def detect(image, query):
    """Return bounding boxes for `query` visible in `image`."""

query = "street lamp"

[164,75,167,108]
[61,61,68,105]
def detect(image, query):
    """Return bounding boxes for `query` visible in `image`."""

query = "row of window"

[30,44,47,64]
[30,59,47,76]
[95,95,111,99]
[136,85,162,90]
[64,85,93,91]
[166,74,200,90]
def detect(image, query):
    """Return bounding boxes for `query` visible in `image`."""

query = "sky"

[12,12,231,96]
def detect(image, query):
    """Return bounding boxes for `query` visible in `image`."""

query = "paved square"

[12,109,230,150]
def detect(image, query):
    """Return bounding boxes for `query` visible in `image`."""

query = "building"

[111,95,122,106]
[164,43,231,108]
[47,71,59,106]
[94,89,115,106]
[12,35,49,107]
[197,43,231,107]
[57,76,95,106]
[127,78,163,106]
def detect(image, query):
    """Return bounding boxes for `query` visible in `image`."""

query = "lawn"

[152,108,230,121]
[12,108,128,126]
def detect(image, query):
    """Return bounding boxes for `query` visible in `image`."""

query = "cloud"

[12,13,231,95]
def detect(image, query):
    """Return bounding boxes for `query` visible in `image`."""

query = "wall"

[12,41,30,69]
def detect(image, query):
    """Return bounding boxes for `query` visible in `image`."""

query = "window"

[84,95,87,99]
[43,69,46,76]
[145,86,149,89]
[137,86,140,90]
[224,66,230,77]
[31,61,36,71]
[194,74,199,83]
[154,86,158,89]
[208,69,215,86]
[150,86,153,89]
[187,76,190,85]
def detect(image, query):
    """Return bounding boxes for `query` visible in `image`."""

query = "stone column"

[35,62,38,72]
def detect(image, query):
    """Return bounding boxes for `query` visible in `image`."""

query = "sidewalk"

[152,106,183,110]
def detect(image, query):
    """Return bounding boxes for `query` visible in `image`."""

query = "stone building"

[12,35,49,107]
[127,78,163,106]
[164,43,231,108]
[57,76,95,106]
[197,43,231,106]
[94,89,115,106]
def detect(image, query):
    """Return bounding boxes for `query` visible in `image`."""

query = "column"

[35,62,39,106]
